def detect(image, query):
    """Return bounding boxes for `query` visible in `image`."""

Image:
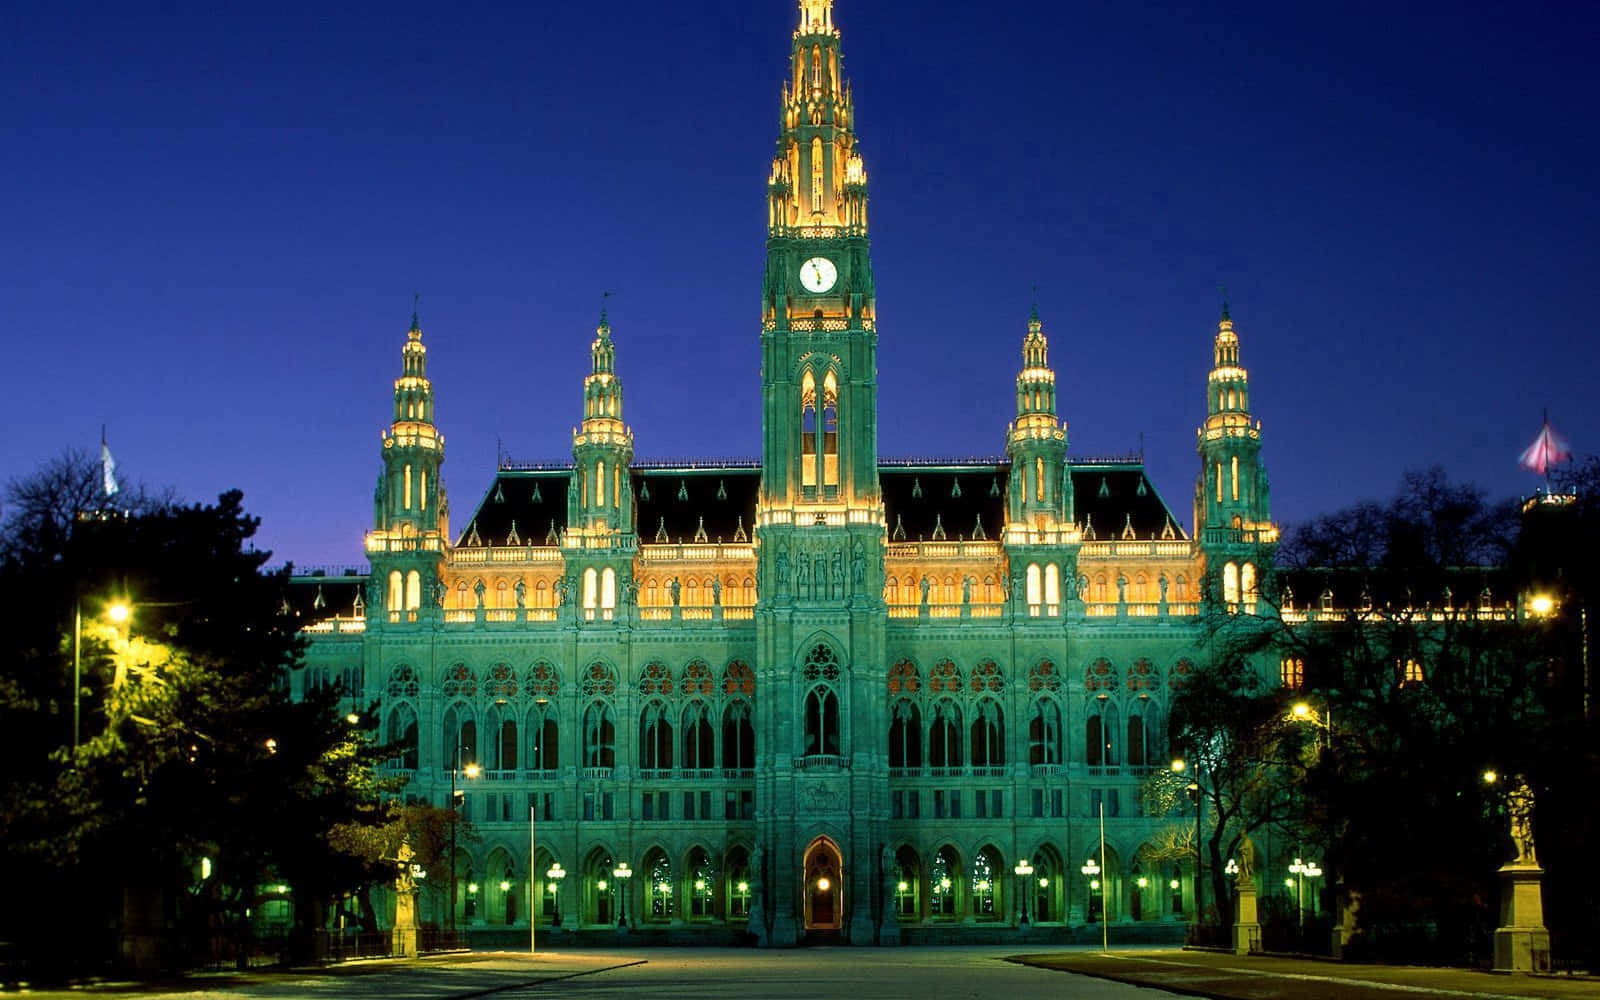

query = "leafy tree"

[0,452,388,976]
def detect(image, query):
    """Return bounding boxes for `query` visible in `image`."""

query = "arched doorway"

[803,837,843,931]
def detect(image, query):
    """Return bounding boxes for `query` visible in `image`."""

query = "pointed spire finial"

[599,290,612,337]
[411,292,421,331]
[1218,284,1230,322]
[1030,283,1040,324]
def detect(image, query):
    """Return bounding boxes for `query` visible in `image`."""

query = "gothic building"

[293,0,1283,944]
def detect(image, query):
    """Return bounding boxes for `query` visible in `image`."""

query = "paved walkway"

[1010,949,1598,1000]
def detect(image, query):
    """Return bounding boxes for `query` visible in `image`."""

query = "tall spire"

[1005,307,1072,542]
[571,308,635,542]
[768,0,866,234]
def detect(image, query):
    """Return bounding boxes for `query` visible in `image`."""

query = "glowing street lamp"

[1013,858,1035,927]
[448,746,480,934]
[546,862,566,927]
[612,862,633,928]
[72,598,132,753]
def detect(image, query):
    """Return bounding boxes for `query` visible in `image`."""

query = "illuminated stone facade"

[294,1,1281,944]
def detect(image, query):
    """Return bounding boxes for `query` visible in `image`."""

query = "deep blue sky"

[6,1,1596,568]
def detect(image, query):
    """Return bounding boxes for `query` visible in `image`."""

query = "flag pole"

[530,803,537,955]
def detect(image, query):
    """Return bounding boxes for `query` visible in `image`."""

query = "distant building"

[292,1,1292,944]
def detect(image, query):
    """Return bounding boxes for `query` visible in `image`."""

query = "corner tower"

[367,309,448,623]
[1195,304,1276,611]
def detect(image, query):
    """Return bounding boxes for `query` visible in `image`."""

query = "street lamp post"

[448,747,480,936]
[1013,858,1034,927]
[547,863,566,928]
[72,599,130,753]
[1172,758,1203,927]
[613,862,633,929]
[1081,857,1101,924]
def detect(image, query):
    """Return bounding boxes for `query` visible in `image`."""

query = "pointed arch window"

[822,371,839,491]
[528,704,559,772]
[721,701,755,770]
[601,567,617,618]
[889,700,922,770]
[801,370,818,491]
[385,703,419,769]
[1223,562,1240,609]
[801,644,842,757]
[970,701,1004,768]
[930,849,958,918]
[929,701,963,769]
[596,460,606,508]
[682,702,714,770]
[1026,563,1042,613]
[583,567,598,615]
[1086,701,1121,769]
[639,701,674,771]
[387,571,402,613]
[582,702,615,769]
[1127,708,1158,768]
[405,570,421,612]
[1241,562,1258,611]
[1045,564,1061,610]
[1028,699,1061,766]
[810,136,824,213]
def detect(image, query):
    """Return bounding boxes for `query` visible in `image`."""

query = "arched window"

[969,701,1004,767]
[894,847,922,921]
[639,701,674,770]
[1280,657,1305,689]
[929,701,962,769]
[800,370,818,490]
[1223,563,1240,607]
[528,705,559,772]
[1175,575,1189,601]
[1241,563,1258,609]
[682,702,714,770]
[810,136,824,213]
[688,848,717,920]
[888,701,922,769]
[930,848,958,918]
[601,567,617,613]
[822,371,839,489]
[385,703,418,769]
[443,704,477,769]
[1086,713,1103,767]
[1126,709,1149,768]
[455,580,469,609]
[405,570,421,611]
[582,702,615,768]
[1044,564,1061,607]
[802,644,842,757]
[490,707,518,771]
[495,579,508,609]
[804,688,839,756]
[583,567,598,610]
[971,848,1000,919]
[585,850,614,926]
[1028,699,1061,765]
[387,570,402,612]
[645,849,674,922]
[725,847,752,921]
[596,460,606,508]
[721,702,755,770]
[1026,564,1042,607]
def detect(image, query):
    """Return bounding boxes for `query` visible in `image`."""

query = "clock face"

[800,257,838,294]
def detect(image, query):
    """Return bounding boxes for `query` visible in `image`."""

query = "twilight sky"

[5,1,1596,568]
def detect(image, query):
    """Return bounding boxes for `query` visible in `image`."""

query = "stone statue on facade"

[624,577,640,604]
[961,576,973,604]
[473,578,486,609]
[670,576,682,606]
[776,545,790,586]
[711,577,723,605]
[514,578,527,609]
[1159,572,1170,602]
[555,575,572,607]
[797,557,811,591]
[365,577,382,612]
[432,578,448,607]
[851,543,865,585]
[1237,836,1256,881]
[919,575,931,605]
[831,551,844,597]
[1116,574,1128,604]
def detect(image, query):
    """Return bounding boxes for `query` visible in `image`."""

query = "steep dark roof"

[1074,463,1188,542]
[457,469,571,548]
[636,466,760,545]
[456,458,1190,547]
[882,463,1007,542]
[284,571,366,627]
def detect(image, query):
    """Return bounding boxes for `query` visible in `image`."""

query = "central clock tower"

[754,0,886,948]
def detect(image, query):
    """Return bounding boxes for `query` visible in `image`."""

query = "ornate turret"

[1005,305,1073,538]
[367,307,448,622]
[568,309,636,541]
[1195,303,1276,611]
[565,309,637,623]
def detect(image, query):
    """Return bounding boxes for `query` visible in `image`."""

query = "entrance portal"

[803,837,843,931]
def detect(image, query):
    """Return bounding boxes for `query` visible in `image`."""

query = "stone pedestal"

[391,889,418,958]
[1493,864,1550,973]
[1233,880,1261,956]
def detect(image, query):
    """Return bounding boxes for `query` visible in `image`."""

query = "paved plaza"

[21,948,1176,1000]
